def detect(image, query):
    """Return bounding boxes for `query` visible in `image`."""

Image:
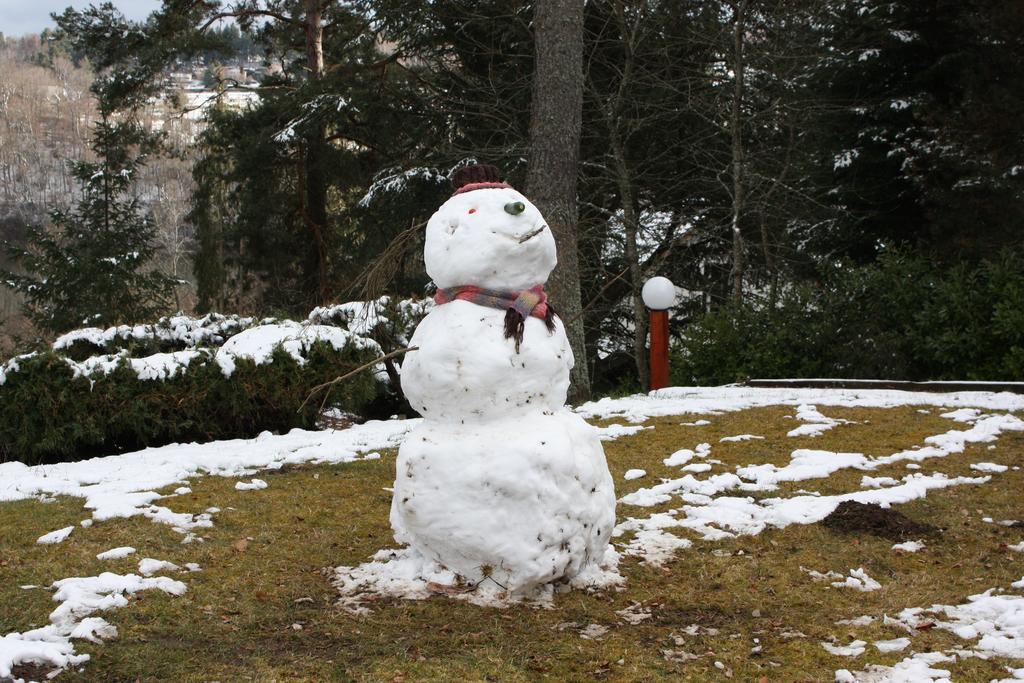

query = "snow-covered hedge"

[306,296,432,347]
[0,341,377,465]
[0,298,430,464]
[52,312,257,360]
[43,296,431,369]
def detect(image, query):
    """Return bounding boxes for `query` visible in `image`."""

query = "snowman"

[391,164,616,595]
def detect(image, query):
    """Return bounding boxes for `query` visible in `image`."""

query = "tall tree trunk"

[303,0,329,306]
[759,209,779,306]
[729,0,749,303]
[607,1,649,390]
[525,0,591,403]
[609,129,649,389]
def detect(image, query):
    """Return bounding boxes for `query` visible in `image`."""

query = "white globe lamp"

[641,276,676,310]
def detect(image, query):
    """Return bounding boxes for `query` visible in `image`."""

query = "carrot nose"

[504,201,525,215]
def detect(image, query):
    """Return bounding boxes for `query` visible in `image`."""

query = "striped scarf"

[434,284,556,352]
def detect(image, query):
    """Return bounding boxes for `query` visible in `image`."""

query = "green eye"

[504,201,526,215]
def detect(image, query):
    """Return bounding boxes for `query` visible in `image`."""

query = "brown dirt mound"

[9,663,55,682]
[820,501,938,540]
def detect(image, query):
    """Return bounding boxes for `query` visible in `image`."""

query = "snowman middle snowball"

[392,171,616,594]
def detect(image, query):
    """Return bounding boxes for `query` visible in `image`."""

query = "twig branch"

[563,264,631,326]
[199,8,301,33]
[298,346,419,414]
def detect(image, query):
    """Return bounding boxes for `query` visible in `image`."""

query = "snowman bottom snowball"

[390,412,616,594]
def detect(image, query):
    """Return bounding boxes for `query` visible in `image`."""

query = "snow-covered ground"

[0,418,414,681]
[2,386,1024,681]
[578,385,1024,423]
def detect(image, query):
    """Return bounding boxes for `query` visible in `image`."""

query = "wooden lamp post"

[641,276,676,391]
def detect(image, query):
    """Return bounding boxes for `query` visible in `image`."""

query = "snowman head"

[424,165,557,291]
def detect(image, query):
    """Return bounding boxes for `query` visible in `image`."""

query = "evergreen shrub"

[0,340,378,465]
[672,251,1024,385]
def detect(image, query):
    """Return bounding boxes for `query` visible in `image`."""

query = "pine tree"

[3,114,176,333]
[806,0,1024,263]
[0,4,196,333]
[187,1,443,313]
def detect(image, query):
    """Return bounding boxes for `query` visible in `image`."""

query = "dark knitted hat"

[451,164,511,195]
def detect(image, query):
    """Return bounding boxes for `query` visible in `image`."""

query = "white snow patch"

[0,572,186,680]
[804,567,844,582]
[137,558,180,576]
[596,424,652,441]
[834,149,860,170]
[891,585,1024,660]
[59,350,211,383]
[623,469,647,481]
[96,547,135,561]
[890,29,919,43]
[971,462,1008,473]
[941,408,982,422]
[37,526,74,545]
[0,353,37,386]
[822,639,867,656]
[872,413,1024,468]
[861,475,900,488]
[234,478,268,491]
[835,577,1024,678]
[663,448,695,467]
[891,540,925,553]
[787,405,848,437]
[874,637,911,653]
[738,450,868,487]
[805,567,881,591]
[832,568,881,592]
[358,167,448,207]
[619,527,693,566]
[619,472,745,508]
[835,652,954,682]
[719,434,764,442]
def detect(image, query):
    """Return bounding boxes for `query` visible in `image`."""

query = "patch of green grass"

[2,406,1023,681]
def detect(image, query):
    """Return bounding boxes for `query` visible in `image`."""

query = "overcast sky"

[0,0,162,37]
